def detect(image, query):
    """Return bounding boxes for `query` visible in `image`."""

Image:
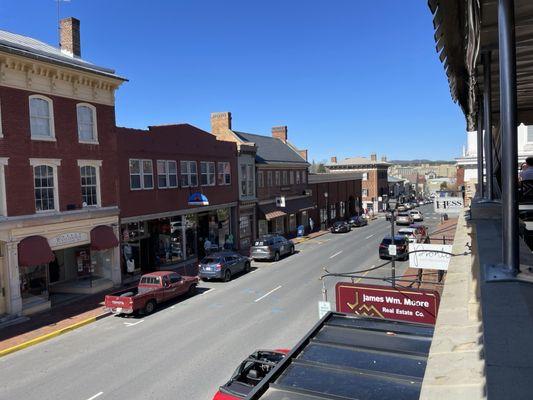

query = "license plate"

[205,266,212,271]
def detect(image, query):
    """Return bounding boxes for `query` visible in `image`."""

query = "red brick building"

[308,173,362,230]
[326,154,389,212]
[117,124,239,274]
[0,18,126,316]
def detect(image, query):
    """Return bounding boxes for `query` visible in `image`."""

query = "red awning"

[90,225,119,251]
[18,236,55,267]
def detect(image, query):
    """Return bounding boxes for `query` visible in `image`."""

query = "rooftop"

[0,29,125,81]
[326,156,390,167]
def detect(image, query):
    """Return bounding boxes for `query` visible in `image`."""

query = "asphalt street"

[0,205,440,400]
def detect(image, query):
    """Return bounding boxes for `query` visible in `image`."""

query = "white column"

[111,225,122,286]
[5,241,22,315]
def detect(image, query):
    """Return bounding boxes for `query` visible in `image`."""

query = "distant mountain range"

[388,159,455,165]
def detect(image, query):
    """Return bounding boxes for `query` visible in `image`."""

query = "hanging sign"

[188,192,209,206]
[335,282,440,325]
[409,243,453,270]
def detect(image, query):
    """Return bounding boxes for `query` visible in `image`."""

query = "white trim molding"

[29,158,61,213]
[77,159,102,208]
[28,94,56,141]
[76,103,99,144]
[0,157,8,216]
[29,158,61,167]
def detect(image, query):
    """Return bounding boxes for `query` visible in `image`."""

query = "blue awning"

[188,192,209,206]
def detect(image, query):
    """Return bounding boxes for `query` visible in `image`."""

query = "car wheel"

[144,300,156,315]
[224,269,232,282]
[290,246,295,255]
[244,261,251,272]
[201,277,208,282]
[274,252,280,262]
[188,284,197,296]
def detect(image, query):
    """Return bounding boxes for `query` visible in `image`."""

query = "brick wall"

[0,86,118,216]
[256,167,308,200]
[117,124,239,218]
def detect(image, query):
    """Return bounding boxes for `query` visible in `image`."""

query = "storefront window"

[258,220,268,237]
[150,218,185,267]
[274,218,284,234]
[185,214,198,259]
[121,221,149,274]
[240,215,252,249]
[20,264,48,300]
[289,214,297,232]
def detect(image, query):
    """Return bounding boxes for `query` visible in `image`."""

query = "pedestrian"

[520,158,533,181]
[309,217,314,233]
[204,237,212,255]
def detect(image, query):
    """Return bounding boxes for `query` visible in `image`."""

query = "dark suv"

[250,234,295,262]
[331,220,351,233]
[378,235,409,260]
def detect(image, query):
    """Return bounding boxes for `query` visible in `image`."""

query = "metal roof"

[428,0,533,130]
[234,131,309,166]
[308,172,363,183]
[326,156,390,167]
[0,29,126,81]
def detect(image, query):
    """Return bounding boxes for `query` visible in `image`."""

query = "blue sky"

[0,1,466,162]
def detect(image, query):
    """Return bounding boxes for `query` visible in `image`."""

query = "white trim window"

[200,161,215,186]
[78,160,102,207]
[129,159,153,190]
[157,160,178,189]
[282,171,288,185]
[527,125,533,143]
[295,171,301,184]
[267,171,273,187]
[0,158,8,216]
[275,171,281,186]
[30,159,61,212]
[290,170,294,185]
[180,161,198,187]
[362,188,369,197]
[218,162,231,185]
[77,103,98,143]
[257,171,264,188]
[362,172,368,181]
[29,95,55,140]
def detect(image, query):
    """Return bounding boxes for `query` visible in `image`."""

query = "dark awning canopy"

[259,197,315,220]
[18,236,55,267]
[90,225,119,251]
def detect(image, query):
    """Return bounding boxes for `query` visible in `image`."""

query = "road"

[0,205,440,400]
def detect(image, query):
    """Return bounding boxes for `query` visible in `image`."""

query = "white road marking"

[200,288,216,296]
[86,392,103,400]
[254,285,282,303]
[365,234,375,239]
[124,320,144,327]
[329,251,343,259]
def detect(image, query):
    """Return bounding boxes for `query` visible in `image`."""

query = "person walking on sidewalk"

[309,217,314,233]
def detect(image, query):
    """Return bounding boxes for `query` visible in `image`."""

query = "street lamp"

[324,192,329,228]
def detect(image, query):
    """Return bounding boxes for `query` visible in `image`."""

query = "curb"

[0,312,111,358]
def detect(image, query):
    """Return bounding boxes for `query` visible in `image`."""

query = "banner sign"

[433,196,463,214]
[409,243,453,270]
[335,282,440,325]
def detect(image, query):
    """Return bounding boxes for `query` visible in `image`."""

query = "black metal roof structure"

[248,312,434,400]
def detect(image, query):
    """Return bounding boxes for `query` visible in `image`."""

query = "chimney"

[272,126,288,142]
[60,17,81,57]
[211,112,232,135]
[298,149,308,161]
[381,155,387,162]
[370,153,377,162]
[331,156,337,164]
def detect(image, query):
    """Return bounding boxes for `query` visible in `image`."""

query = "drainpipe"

[483,51,494,201]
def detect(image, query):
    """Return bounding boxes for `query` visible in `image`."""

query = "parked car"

[212,349,289,399]
[199,252,251,282]
[349,215,368,227]
[418,200,425,206]
[330,220,351,233]
[396,212,413,226]
[250,234,295,262]
[404,203,413,210]
[397,205,407,212]
[104,271,198,315]
[379,235,409,260]
[409,210,424,221]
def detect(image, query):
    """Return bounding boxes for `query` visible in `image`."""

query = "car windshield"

[201,257,222,264]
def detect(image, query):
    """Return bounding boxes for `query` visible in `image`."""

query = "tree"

[440,181,448,190]
[317,163,327,173]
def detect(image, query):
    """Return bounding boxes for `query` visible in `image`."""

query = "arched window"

[77,103,98,143]
[29,95,55,140]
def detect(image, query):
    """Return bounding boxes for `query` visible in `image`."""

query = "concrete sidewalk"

[290,229,329,244]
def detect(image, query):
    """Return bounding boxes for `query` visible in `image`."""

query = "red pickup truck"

[104,271,198,315]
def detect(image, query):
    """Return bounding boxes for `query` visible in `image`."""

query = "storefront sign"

[335,282,440,325]
[433,196,463,213]
[188,192,209,206]
[409,243,453,270]
[48,232,89,248]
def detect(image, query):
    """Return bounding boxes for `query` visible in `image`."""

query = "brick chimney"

[331,156,337,163]
[298,149,308,161]
[381,155,387,162]
[211,112,232,134]
[60,17,81,57]
[370,153,377,162]
[272,126,288,142]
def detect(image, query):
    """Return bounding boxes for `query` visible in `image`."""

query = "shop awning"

[259,197,315,220]
[18,236,55,267]
[90,225,119,251]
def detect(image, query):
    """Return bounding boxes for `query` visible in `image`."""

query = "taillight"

[215,264,222,271]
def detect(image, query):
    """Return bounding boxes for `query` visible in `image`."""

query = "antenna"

[55,0,71,47]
